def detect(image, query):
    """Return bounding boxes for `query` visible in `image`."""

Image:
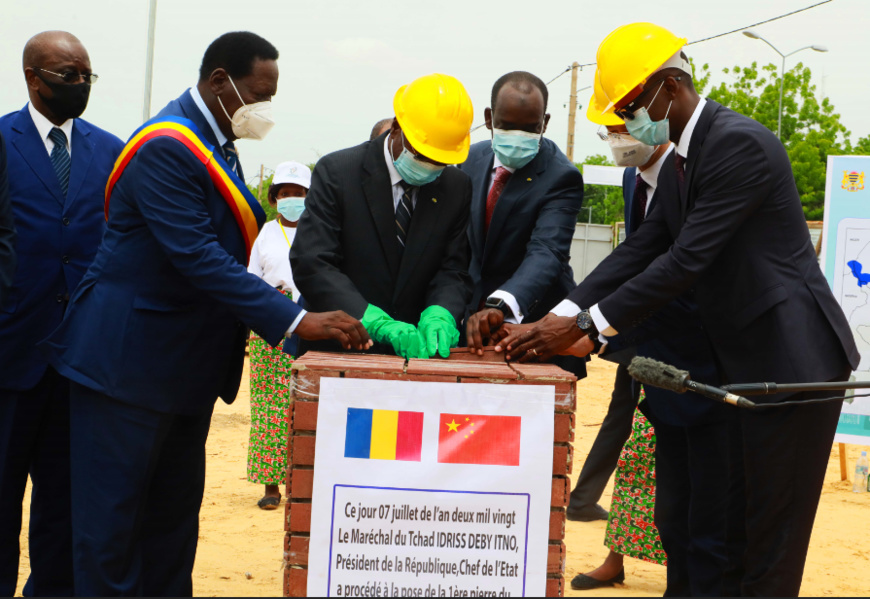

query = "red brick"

[293,351,405,374]
[552,445,572,476]
[288,502,312,533]
[284,566,307,597]
[508,362,577,382]
[290,469,313,499]
[284,535,309,566]
[289,435,316,467]
[545,576,564,597]
[549,510,566,540]
[292,402,318,431]
[292,370,339,400]
[407,359,518,380]
[459,376,519,385]
[346,371,458,384]
[447,347,505,362]
[547,542,566,575]
[554,413,575,443]
[551,476,568,507]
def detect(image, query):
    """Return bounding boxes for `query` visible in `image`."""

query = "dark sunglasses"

[615,76,680,121]
[34,67,99,85]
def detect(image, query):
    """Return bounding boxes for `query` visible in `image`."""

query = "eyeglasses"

[615,76,680,121]
[33,67,99,85]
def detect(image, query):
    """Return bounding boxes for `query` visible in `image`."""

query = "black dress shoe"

[570,568,625,590]
[566,501,609,522]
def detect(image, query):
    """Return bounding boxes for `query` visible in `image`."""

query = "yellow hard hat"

[595,22,687,116]
[586,70,624,126]
[393,73,474,164]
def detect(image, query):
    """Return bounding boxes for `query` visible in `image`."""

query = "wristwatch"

[575,310,599,339]
[484,297,514,319]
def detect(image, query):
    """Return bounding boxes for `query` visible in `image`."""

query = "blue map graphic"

[847,260,870,287]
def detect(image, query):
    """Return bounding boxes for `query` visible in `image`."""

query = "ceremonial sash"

[104,116,264,260]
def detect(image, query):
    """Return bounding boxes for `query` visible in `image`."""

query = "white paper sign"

[307,378,555,597]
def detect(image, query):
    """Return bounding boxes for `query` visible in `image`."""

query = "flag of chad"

[437,413,521,466]
[344,408,424,461]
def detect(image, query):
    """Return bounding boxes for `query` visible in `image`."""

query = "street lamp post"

[742,29,828,140]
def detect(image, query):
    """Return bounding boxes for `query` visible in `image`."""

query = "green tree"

[575,154,625,225]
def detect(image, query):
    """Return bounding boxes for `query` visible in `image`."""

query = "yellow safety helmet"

[393,73,474,164]
[586,69,624,126]
[595,22,687,116]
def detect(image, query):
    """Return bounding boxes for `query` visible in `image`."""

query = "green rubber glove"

[417,305,460,359]
[361,304,427,359]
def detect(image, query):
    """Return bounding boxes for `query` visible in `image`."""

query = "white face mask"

[217,75,275,140]
[606,133,656,167]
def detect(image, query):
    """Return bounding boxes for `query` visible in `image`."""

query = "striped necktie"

[634,174,650,225]
[396,181,416,252]
[48,127,71,196]
[223,142,240,177]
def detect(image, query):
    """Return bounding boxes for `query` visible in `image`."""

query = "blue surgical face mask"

[624,81,672,147]
[277,197,306,222]
[491,126,543,170]
[393,132,445,187]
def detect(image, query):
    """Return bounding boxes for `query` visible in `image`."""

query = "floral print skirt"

[604,400,667,566]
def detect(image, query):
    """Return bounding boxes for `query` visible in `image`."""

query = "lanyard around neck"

[279,221,292,248]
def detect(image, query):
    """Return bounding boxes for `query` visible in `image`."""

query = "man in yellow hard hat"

[491,23,858,597]
[291,73,474,359]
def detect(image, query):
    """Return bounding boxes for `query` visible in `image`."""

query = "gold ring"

[530,348,538,356]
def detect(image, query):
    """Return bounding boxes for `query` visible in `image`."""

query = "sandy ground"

[15,358,870,597]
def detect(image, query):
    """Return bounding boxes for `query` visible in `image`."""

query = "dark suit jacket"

[0,132,14,307]
[459,138,582,322]
[0,106,123,391]
[290,132,473,354]
[619,164,726,425]
[568,100,859,399]
[42,91,301,414]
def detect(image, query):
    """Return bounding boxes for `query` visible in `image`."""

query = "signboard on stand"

[820,154,870,445]
[307,377,554,597]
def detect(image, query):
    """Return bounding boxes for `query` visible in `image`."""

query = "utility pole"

[142,0,158,123]
[257,164,266,199]
[566,62,579,163]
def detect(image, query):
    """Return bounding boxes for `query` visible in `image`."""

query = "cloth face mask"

[35,72,91,121]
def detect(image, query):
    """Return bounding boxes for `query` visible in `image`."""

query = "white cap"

[654,49,692,76]
[272,161,312,190]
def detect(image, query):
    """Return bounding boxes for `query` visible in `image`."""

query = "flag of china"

[437,413,521,466]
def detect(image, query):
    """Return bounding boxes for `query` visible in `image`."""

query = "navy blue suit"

[41,90,302,596]
[459,138,585,377]
[0,132,14,305]
[0,105,123,597]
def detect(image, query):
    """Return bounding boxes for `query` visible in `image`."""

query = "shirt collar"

[492,153,516,174]
[639,144,674,191]
[675,97,707,160]
[189,86,228,148]
[383,134,403,187]
[28,102,74,148]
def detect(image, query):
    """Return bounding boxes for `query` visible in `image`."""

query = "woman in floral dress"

[246,162,310,509]
[571,389,666,589]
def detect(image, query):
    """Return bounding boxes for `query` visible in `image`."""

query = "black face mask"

[35,71,91,121]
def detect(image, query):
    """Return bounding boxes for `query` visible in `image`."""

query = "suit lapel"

[10,107,65,205]
[680,100,719,220]
[362,137,401,279]
[624,167,637,235]
[65,120,95,206]
[469,148,493,259]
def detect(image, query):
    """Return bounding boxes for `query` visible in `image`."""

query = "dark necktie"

[634,174,650,225]
[49,127,71,196]
[396,181,416,252]
[486,166,511,234]
[223,142,240,177]
[674,153,686,190]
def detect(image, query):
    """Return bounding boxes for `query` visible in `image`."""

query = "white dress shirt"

[484,154,523,323]
[637,144,674,216]
[189,87,228,148]
[384,135,418,210]
[28,102,73,158]
[247,220,300,300]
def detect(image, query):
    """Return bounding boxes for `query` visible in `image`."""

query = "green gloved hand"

[361,304,427,359]
[417,305,460,359]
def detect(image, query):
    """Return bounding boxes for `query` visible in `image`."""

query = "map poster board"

[820,155,870,445]
[307,377,554,597]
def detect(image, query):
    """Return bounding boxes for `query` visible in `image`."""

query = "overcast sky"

[0,0,864,183]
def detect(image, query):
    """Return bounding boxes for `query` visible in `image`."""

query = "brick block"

[292,402,318,431]
[551,476,568,507]
[288,502,312,533]
[552,445,573,476]
[508,364,576,412]
[292,370,339,401]
[293,351,405,374]
[289,435,316,467]
[290,469,313,499]
[447,347,505,362]
[284,566,307,597]
[347,371,458,384]
[549,510,566,540]
[545,576,564,597]
[284,534,309,566]
[547,542,566,575]
[553,382,576,413]
[554,413,575,443]
[407,359,519,380]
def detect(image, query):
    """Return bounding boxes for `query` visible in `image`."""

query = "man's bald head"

[22,31,86,71]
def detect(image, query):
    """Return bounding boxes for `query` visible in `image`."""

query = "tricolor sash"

[104,116,264,261]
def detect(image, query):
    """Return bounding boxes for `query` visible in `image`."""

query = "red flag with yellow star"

[437,413,521,466]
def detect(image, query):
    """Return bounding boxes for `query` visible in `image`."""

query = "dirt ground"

[15,358,870,597]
